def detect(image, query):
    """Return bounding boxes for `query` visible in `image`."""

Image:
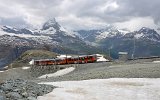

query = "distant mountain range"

[76,26,160,58]
[0,18,160,67]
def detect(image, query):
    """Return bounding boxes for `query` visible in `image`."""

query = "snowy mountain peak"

[125,27,160,42]
[42,18,60,30]
[138,27,156,34]
[95,26,126,40]
[40,18,77,37]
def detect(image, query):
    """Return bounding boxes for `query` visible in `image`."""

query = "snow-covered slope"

[124,27,160,42]
[77,26,160,43]
[76,26,160,58]
[0,18,84,47]
[95,26,126,40]
[0,26,57,46]
[76,25,129,42]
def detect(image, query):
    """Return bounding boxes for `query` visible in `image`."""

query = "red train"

[34,55,97,66]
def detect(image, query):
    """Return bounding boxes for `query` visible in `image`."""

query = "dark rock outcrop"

[0,79,55,100]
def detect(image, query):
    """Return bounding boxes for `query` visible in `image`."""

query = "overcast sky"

[0,0,159,31]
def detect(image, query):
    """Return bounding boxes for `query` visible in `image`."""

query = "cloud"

[57,15,107,30]
[0,0,159,30]
[114,17,157,31]
[0,17,29,28]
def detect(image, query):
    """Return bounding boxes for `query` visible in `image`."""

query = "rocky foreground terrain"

[0,79,55,100]
[36,61,160,82]
[0,59,160,100]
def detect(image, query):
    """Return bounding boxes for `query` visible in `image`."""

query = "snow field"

[38,67,75,78]
[38,78,160,100]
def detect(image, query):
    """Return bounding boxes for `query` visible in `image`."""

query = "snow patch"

[97,56,108,62]
[96,31,110,39]
[60,26,67,32]
[22,67,30,70]
[96,54,109,62]
[60,26,76,37]
[29,59,34,65]
[41,27,56,34]
[38,67,75,78]
[38,78,160,100]
[57,55,72,58]
[0,28,50,38]
[134,33,143,39]
[153,61,160,63]
[118,29,130,35]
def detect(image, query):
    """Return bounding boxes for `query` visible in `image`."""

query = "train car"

[77,55,97,64]
[65,55,97,64]
[54,58,66,65]
[34,59,55,66]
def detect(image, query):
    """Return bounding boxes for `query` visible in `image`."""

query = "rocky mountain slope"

[8,50,58,68]
[76,27,160,58]
[0,18,99,68]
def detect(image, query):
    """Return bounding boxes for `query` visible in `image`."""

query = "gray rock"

[0,93,6,100]
[0,96,6,100]
[0,79,55,100]
[13,89,22,93]
[6,92,22,99]
[27,96,37,100]
[1,84,12,91]
[21,92,28,98]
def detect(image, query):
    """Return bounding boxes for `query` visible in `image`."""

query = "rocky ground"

[0,79,55,100]
[0,59,160,99]
[1,60,160,82]
[34,61,160,82]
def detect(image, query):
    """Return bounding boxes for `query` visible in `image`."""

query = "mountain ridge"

[76,27,160,58]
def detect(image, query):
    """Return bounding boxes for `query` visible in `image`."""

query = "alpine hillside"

[0,18,99,68]
[76,26,160,58]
